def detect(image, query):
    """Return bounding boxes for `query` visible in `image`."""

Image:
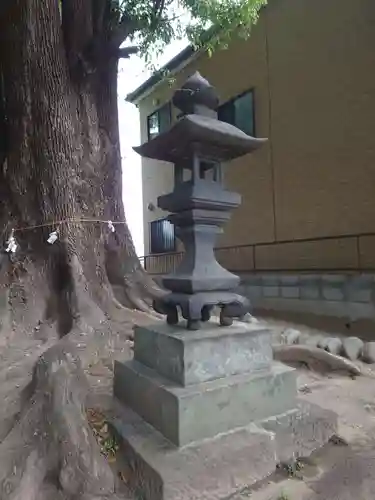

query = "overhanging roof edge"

[126,45,199,105]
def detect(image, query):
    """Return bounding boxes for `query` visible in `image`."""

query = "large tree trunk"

[0,0,161,342]
[0,1,162,497]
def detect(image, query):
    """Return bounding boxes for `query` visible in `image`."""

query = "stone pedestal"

[112,322,337,499]
[110,400,336,500]
[114,322,296,446]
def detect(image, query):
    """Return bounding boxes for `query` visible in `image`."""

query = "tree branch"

[109,0,169,49]
[117,46,138,58]
[110,13,135,48]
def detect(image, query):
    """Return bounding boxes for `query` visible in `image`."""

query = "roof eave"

[126,45,200,105]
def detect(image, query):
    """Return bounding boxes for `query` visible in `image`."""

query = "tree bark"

[0,0,162,341]
[0,0,162,497]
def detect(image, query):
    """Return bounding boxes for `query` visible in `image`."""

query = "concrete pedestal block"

[133,321,273,386]
[114,358,297,446]
[260,401,338,462]
[110,401,279,500]
[109,399,337,500]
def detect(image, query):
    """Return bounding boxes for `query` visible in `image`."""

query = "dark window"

[147,102,172,140]
[218,90,255,137]
[150,218,175,254]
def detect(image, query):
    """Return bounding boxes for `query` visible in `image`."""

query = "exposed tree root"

[106,244,166,316]
[0,337,130,500]
[273,344,361,376]
[0,243,154,499]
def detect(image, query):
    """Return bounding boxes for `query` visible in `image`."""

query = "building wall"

[137,0,375,271]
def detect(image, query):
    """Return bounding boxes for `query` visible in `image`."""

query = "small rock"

[325,337,343,355]
[281,328,301,345]
[362,342,375,363]
[342,336,364,361]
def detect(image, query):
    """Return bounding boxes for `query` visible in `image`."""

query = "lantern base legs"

[153,291,250,330]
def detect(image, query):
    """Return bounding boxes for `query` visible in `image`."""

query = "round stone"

[317,337,330,350]
[362,342,375,363]
[325,337,343,355]
[342,337,364,361]
[281,328,301,345]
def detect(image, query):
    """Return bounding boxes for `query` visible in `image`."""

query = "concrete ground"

[230,317,375,500]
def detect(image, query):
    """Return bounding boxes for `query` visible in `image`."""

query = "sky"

[118,40,188,258]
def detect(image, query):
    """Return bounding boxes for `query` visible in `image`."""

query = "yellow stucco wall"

[137,0,375,271]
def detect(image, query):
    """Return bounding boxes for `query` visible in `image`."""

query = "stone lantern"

[113,73,337,500]
[134,72,266,329]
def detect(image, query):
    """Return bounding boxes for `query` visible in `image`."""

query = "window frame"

[149,217,176,255]
[218,88,256,137]
[146,102,172,141]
